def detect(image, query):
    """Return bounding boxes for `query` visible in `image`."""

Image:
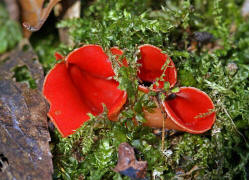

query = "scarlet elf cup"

[43,44,216,137]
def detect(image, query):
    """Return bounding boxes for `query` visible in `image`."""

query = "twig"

[155,94,167,151]
[194,108,216,119]
[222,105,248,144]
[161,108,165,151]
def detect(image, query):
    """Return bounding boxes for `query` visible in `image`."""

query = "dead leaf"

[19,0,44,37]
[21,0,61,36]
[0,40,52,179]
[114,143,147,180]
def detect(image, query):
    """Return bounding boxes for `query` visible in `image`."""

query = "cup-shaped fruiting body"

[137,44,177,92]
[136,44,215,133]
[143,87,216,134]
[43,45,127,137]
[110,47,128,67]
[110,44,215,133]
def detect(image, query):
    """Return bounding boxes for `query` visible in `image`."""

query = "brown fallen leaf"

[113,143,147,180]
[19,0,44,38]
[22,0,61,34]
[0,40,52,179]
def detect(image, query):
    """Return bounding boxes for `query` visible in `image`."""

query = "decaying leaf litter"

[1,0,249,179]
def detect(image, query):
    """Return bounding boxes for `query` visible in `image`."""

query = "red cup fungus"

[137,44,177,93]
[43,45,127,137]
[110,47,128,67]
[43,44,216,137]
[143,87,216,134]
[136,45,216,133]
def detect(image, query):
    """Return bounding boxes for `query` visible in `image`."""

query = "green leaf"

[0,4,22,54]
[0,40,7,54]
[163,81,170,91]
[171,87,180,93]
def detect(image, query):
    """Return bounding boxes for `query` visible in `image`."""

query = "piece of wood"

[3,0,20,21]
[57,0,81,45]
[0,40,52,180]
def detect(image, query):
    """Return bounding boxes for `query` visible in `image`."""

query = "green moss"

[51,0,249,179]
[173,134,215,171]
[0,3,22,54]
[178,70,197,86]
[12,65,37,89]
